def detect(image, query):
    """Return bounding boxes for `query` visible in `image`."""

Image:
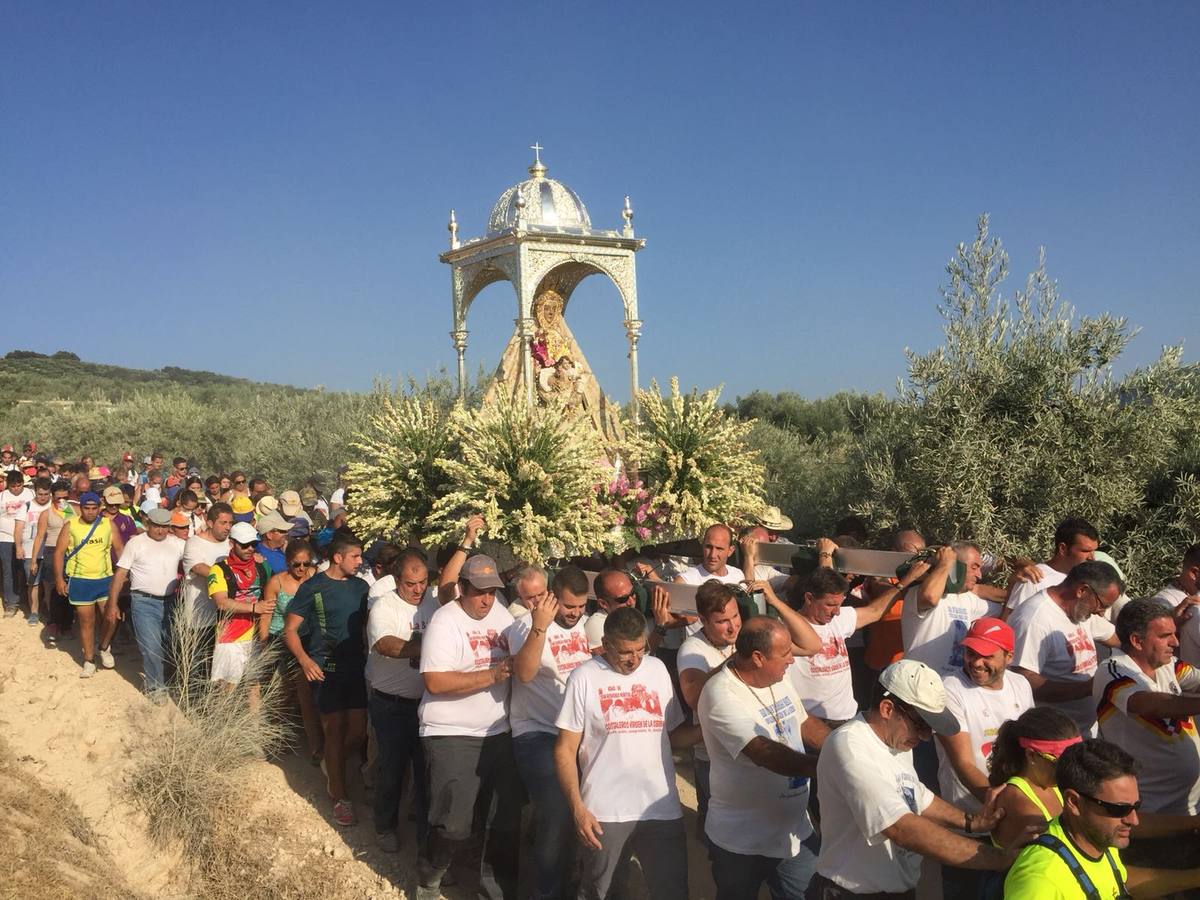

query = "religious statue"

[530,290,585,411]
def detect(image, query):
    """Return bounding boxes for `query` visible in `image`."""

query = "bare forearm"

[554,741,585,813]
[1126,865,1200,897]
[884,814,1009,870]
[1016,668,1092,702]
[668,723,702,749]
[741,736,817,776]
[1127,694,1200,720]
[371,635,411,659]
[921,794,969,831]
[423,669,496,696]
[514,632,547,682]
[767,595,821,656]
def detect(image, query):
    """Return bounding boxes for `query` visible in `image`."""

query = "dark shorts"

[68,576,112,606]
[315,668,367,714]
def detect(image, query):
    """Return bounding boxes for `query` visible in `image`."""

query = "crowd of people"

[2,438,1200,900]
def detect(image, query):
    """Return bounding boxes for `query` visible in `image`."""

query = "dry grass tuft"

[0,737,144,900]
[126,613,350,899]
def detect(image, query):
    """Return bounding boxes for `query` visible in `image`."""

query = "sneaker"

[3,607,17,618]
[375,830,399,853]
[26,613,40,627]
[98,647,115,669]
[80,660,97,678]
[332,799,356,827]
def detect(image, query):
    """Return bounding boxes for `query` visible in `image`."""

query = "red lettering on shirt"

[468,629,509,667]
[597,684,665,732]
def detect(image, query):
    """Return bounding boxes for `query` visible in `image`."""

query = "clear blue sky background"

[4,3,1198,401]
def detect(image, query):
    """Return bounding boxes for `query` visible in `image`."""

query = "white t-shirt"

[1094,651,1200,814]
[507,616,592,736]
[116,533,185,597]
[1161,585,1200,667]
[330,487,345,509]
[142,485,163,509]
[180,536,230,627]
[815,715,934,894]
[0,487,33,542]
[936,670,1034,811]
[901,588,996,676]
[555,655,685,822]
[787,607,858,720]
[1009,590,1100,734]
[672,564,744,650]
[365,575,440,698]
[698,665,813,858]
[678,631,735,762]
[1005,563,1066,612]
[21,499,51,552]
[419,599,514,738]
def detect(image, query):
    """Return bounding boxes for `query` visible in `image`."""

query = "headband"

[1018,735,1082,757]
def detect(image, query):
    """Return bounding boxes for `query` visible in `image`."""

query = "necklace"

[731,665,787,740]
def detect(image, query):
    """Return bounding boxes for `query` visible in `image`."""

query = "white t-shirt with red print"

[1009,589,1100,734]
[556,654,685,822]
[419,599,514,738]
[787,606,858,720]
[506,615,593,737]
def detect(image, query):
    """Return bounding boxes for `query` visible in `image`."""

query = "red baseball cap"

[960,617,1014,656]
[123,452,134,461]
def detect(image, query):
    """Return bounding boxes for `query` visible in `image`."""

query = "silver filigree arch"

[441,200,646,418]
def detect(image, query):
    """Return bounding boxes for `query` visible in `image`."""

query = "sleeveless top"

[65,516,114,579]
[992,775,1063,847]
[43,506,68,551]
[268,588,296,637]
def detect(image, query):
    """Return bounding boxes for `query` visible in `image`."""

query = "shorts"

[68,576,113,606]
[315,669,367,714]
[24,555,42,587]
[211,641,256,684]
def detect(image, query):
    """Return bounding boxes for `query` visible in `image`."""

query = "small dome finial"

[622,195,634,237]
[528,141,547,179]
[448,209,459,248]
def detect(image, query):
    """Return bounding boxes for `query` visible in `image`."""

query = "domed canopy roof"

[487,151,592,235]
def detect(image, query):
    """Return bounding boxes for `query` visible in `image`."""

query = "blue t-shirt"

[286,572,368,674]
[256,542,286,575]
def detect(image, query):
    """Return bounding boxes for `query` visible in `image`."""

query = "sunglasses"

[609,590,637,604]
[233,540,257,549]
[290,560,314,569]
[1079,792,1141,818]
[233,479,247,485]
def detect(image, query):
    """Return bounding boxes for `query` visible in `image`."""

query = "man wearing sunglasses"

[1094,599,1200,876]
[1004,739,1200,898]
[809,659,1022,899]
[1010,561,1124,737]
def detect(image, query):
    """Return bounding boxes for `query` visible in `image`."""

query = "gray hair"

[511,565,547,591]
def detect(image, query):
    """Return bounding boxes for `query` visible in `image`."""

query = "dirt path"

[0,616,718,898]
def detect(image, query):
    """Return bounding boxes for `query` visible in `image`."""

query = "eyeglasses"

[1078,792,1141,818]
[290,560,314,569]
[233,478,247,485]
[890,699,932,734]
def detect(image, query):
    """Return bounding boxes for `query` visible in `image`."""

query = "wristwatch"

[653,624,668,637]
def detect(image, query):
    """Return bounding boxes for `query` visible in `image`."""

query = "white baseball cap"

[878,658,960,736]
[229,521,259,545]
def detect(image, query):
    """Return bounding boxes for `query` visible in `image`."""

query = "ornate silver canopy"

[440,145,647,419]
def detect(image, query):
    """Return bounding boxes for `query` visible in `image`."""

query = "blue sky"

[4,3,1198,401]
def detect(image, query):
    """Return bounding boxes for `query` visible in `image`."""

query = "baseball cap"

[0,445,12,453]
[229,521,259,545]
[460,554,505,591]
[299,486,319,507]
[170,511,190,528]
[80,491,101,506]
[279,490,303,517]
[102,485,125,506]
[256,511,292,534]
[878,659,960,736]
[960,617,1014,656]
[255,495,280,518]
[25,441,36,451]
[122,452,134,462]
[146,508,173,526]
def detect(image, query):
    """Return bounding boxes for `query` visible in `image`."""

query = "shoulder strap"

[1104,849,1128,897]
[1006,776,1055,821]
[1030,833,1100,900]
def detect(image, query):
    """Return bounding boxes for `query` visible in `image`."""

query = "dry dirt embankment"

[0,616,715,899]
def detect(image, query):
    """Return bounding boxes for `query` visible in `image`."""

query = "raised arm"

[916,546,957,613]
[513,594,556,682]
[751,580,821,656]
[437,515,485,599]
[857,559,933,628]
